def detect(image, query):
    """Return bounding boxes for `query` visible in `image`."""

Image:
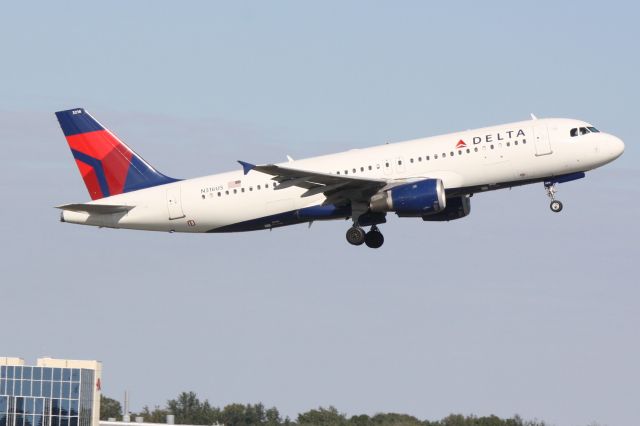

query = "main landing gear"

[545,182,563,213]
[346,225,384,248]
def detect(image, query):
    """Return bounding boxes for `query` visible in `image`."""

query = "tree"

[100,395,122,420]
[298,406,348,426]
[137,405,171,423]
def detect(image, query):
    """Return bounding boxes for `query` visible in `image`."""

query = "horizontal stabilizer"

[56,203,134,214]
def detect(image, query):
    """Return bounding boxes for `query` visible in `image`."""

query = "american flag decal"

[228,180,241,189]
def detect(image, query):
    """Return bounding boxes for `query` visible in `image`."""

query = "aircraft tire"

[346,226,366,246]
[550,200,563,213]
[364,230,384,249]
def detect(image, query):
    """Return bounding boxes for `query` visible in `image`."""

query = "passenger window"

[257,185,261,190]
[217,192,221,197]
[225,190,229,195]
[344,170,348,174]
[426,156,430,160]
[385,162,389,167]
[241,188,245,193]
[458,150,462,155]
[368,165,372,170]
[466,149,470,153]
[442,153,446,158]
[418,157,422,162]
[410,158,414,163]
[352,168,356,173]
[233,189,237,194]
[474,147,478,152]
[434,154,438,159]
[360,167,364,172]
[570,128,578,137]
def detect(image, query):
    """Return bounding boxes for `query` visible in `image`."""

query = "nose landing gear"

[545,182,563,213]
[346,225,384,248]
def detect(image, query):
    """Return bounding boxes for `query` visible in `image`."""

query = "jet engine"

[422,195,471,221]
[369,178,446,217]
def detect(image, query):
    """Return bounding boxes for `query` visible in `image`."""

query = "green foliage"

[103,392,550,426]
[100,395,123,420]
[297,406,348,426]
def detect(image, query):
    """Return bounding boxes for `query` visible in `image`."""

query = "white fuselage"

[61,118,624,232]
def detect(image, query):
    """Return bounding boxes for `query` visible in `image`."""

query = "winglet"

[238,160,256,175]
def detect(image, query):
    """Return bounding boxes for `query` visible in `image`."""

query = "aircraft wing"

[238,161,387,205]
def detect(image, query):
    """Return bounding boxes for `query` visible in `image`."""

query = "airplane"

[55,108,624,248]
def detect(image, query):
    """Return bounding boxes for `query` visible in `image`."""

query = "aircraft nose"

[609,135,625,159]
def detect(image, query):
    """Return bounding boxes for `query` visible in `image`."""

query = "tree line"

[100,392,550,426]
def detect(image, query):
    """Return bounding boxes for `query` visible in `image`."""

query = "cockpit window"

[571,126,598,137]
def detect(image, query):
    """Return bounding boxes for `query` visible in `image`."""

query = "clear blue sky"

[1,2,638,425]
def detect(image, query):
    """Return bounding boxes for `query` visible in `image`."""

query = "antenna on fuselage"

[530,113,538,120]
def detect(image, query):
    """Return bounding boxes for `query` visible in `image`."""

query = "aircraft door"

[166,185,185,220]
[533,124,552,156]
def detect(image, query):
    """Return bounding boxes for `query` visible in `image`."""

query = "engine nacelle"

[422,195,471,221]
[370,178,446,217]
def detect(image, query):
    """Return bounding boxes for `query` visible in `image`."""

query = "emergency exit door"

[533,124,552,156]
[166,186,185,220]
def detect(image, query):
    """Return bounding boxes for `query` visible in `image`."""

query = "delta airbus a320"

[55,108,624,248]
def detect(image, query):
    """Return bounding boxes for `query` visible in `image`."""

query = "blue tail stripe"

[71,150,111,197]
[123,155,179,193]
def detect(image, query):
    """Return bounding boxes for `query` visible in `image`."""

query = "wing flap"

[239,161,387,201]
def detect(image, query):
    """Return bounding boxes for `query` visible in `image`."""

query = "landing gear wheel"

[364,229,384,249]
[550,200,563,213]
[346,226,366,246]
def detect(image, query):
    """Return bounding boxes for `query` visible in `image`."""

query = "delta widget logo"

[456,139,467,149]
